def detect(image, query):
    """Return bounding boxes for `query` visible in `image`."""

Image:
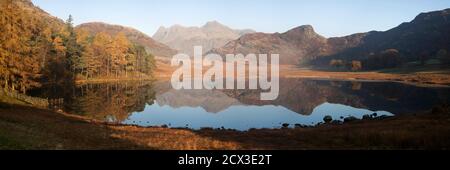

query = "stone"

[362,114,371,120]
[344,116,359,123]
[323,115,333,123]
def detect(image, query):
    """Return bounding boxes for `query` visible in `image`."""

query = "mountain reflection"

[29,78,450,124]
[156,89,241,113]
[222,79,450,115]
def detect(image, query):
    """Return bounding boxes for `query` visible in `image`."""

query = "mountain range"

[312,8,450,67]
[209,25,366,64]
[153,21,255,55]
[210,8,450,67]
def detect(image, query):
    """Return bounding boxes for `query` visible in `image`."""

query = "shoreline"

[154,62,450,87]
[0,101,449,150]
[283,75,450,88]
[279,65,450,87]
[70,62,449,87]
[70,75,450,88]
[75,77,155,85]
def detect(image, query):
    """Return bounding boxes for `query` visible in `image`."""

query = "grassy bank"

[74,71,155,84]
[75,77,154,85]
[154,62,450,86]
[1,100,449,150]
[280,65,450,86]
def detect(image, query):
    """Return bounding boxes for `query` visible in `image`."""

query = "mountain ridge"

[152,21,255,55]
[76,22,177,58]
[210,8,450,67]
[209,24,365,64]
[310,8,450,69]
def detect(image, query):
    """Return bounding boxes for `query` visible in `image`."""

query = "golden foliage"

[0,0,156,92]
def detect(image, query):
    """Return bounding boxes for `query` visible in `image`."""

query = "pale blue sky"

[32,0,450,38]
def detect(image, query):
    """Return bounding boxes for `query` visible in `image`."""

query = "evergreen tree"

[64,15,83,78]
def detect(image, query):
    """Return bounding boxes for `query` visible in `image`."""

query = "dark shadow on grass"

[377,65,450,74]
[190,109,450,150]
[0,102,154,150]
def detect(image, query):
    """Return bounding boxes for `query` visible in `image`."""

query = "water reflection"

[30,81,156,122]
[123,102,391,130]
[29,79,450,131]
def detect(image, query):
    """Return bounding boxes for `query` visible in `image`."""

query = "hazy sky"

[32,0,450,38]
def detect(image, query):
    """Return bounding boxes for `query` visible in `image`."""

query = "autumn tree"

[125,51,136,77]
[90,32,113,77]
[381,49,402,68]
[81,45,99,78]
[0,0,49,92]
[351,60,362,71]
[329,59,344,68]
[1,0,156,93]
[364,49,402,70]
[111,33,130,77]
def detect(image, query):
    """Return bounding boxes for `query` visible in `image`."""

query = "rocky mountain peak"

[152,21,255,55]
[203,20,224,28]
[282,25,321,39]
[413,8,449,22]
[290,25,315,33]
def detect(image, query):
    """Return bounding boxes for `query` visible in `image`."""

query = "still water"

[29,78,450,131]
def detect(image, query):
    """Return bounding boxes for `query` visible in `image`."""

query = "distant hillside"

[153,21,255,55]
[211,8,450,69]
[76,22,177,58]
[209,25,365,64]
[311,8,450,69]
[2,0,64,28]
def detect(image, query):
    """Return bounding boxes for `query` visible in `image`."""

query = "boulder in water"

[344,116,359,123]
[323,115,333,123]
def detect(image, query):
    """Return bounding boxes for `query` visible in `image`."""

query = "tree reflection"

[69,82,156,122]
[31,81,156,122]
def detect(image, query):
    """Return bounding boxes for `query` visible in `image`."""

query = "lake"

[29,78,450,131]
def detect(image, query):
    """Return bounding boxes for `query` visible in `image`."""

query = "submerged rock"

[344,116,359,123]
[371,112,378,118]
[362,114,372,120]
[323,115,333,123]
